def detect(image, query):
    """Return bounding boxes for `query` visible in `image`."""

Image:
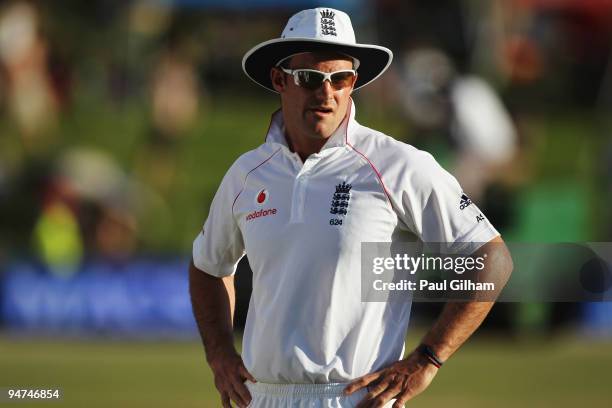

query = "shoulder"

[348,123,446,187]
[224,142,281,181]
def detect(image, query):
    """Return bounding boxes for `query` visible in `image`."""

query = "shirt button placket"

[289,156,319,224]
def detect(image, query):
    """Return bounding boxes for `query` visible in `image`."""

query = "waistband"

[246,382,354,397]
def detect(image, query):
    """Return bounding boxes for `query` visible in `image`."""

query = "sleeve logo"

[459,193,472,210]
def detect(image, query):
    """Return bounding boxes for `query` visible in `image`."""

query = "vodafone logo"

[247,188,276,221]
[246,208,277,222]
[255,189,268,205]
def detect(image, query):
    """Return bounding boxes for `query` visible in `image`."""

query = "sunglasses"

[280,67,357,90]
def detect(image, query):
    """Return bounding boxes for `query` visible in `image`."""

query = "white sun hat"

[242,7,393,93]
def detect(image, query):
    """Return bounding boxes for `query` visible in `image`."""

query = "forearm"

[189,260,237,361]
[420,237,513,361]
[421,301,494,361]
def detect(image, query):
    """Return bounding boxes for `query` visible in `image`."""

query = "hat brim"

[242,38,393,93]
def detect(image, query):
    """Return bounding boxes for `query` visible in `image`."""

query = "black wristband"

[417,344,444,368]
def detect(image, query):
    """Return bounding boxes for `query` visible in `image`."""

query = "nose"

[315,79,334,100]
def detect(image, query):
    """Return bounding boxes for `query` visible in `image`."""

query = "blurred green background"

[2,335,612,407]
[1,0,611,407]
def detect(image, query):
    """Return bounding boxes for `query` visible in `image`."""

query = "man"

[190,8,513,408]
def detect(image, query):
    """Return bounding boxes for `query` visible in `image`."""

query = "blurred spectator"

[57,148,140,261]
[450,75,518,200]
[32,175,82,277]
[0,1,58,150]
[399,48,519,205]
[151,50,199,138]
[27,148,141,274]
[485,0,612,108]
[134,42,202,196]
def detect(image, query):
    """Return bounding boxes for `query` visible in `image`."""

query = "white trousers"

[245,382,396,408]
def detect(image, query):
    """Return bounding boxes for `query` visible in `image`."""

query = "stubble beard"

[303,112,340,140]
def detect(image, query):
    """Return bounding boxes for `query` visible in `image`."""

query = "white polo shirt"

[193,100,499,383]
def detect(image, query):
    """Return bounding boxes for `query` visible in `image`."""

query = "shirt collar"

[265,98,356,151]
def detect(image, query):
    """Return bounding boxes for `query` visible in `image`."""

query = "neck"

[284,126,327,162]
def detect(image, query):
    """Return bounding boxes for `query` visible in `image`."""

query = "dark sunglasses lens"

[330,72,355,88]
[296,71,325,89]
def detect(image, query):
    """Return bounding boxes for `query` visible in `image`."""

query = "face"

[271,52,357,141]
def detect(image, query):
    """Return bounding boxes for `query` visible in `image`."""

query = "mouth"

[308,106,334,116]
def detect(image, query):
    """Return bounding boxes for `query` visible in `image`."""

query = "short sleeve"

[192,165,245,277]
[399,152,499,254]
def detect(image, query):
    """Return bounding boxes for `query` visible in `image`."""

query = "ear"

[270,67,286,93]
